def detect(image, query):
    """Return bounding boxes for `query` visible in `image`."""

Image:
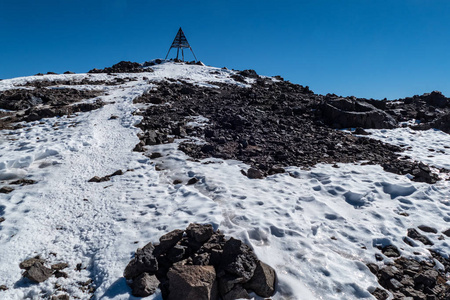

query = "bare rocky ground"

[134,71,450,184]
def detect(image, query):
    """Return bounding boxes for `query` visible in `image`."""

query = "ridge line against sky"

[1,0,449,99]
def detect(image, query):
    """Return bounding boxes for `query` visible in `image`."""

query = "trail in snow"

[1,62,450,300]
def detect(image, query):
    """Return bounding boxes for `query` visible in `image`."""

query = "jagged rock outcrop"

[321,97,397,129]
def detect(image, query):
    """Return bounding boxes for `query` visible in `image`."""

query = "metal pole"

[176,48,179,60]
[190,47,198,62]
[182,49,184,61]
[165,47,172,60]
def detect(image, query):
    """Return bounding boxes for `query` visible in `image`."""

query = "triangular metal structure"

[165,27,198,62]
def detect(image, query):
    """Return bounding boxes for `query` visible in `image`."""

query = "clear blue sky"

[1,0,449,99]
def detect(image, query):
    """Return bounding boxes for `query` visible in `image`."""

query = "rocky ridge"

[134,69,450,183]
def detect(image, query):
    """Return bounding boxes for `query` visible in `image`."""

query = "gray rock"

[243,260,276,297]
[130,273,160,297]
[123,242,158,280]
[23,262,53,283]
[167,265,218,300]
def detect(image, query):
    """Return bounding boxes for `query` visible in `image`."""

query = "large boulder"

[167,265,218,300]
[321,98,397,129]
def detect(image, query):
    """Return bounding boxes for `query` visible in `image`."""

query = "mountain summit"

[0,60,449,299]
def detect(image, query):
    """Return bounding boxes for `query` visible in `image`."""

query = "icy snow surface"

[1,62,450,300]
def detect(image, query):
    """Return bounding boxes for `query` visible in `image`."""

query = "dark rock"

[187,177,199,185]
[23,262,53,283]
[353,127,370,135]
[54,271,68,278]
[88,176,108,183]
[51,295,70,300]
[0,186,14,194]
[222,284,250,300]
[247,168,263,179]
[130,272,160,297]
[417,225,438,234]
[186,223,214,243]
[123,242,158,280]
[10,179,36,185]
[167,245,187,263]
[159,229,184,253]
[243,260,276,297]
[442,229,450,237]
[0,285,8,291]
[167,265,218,300]
[20,257,45,270]
[221,237,258,282]
[150,152,162,159]
[88,61,149,74]
[381,245,400,258]
[414,269,438,288]
[371,287,389,300]
[51,263,68,270]
[407,228,434,245]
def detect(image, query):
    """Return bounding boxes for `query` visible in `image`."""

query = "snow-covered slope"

[1,62,449,300]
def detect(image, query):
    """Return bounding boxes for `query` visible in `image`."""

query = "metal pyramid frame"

[165,27,198,62]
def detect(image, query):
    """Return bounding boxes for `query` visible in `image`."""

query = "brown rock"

[186,223,213,243]
[0,186,14,194]
[167,265,218,300]
[130,273,160,297]
[247,168,263,179]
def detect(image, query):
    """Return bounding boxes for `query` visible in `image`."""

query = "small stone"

[0,217,5,223]
[150,152,162,159]
[247,168,263,179]
[407,228,434,245]
[51,263,68,270]
[23,262,53,283]
[381,245,400,258]
[0,285,8,291]
[54,271,68,278]
[0,186,14,194]
[417,225,438,234]
[51,295,70,300]
[442,228,450,237]
[187,177,199,185]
